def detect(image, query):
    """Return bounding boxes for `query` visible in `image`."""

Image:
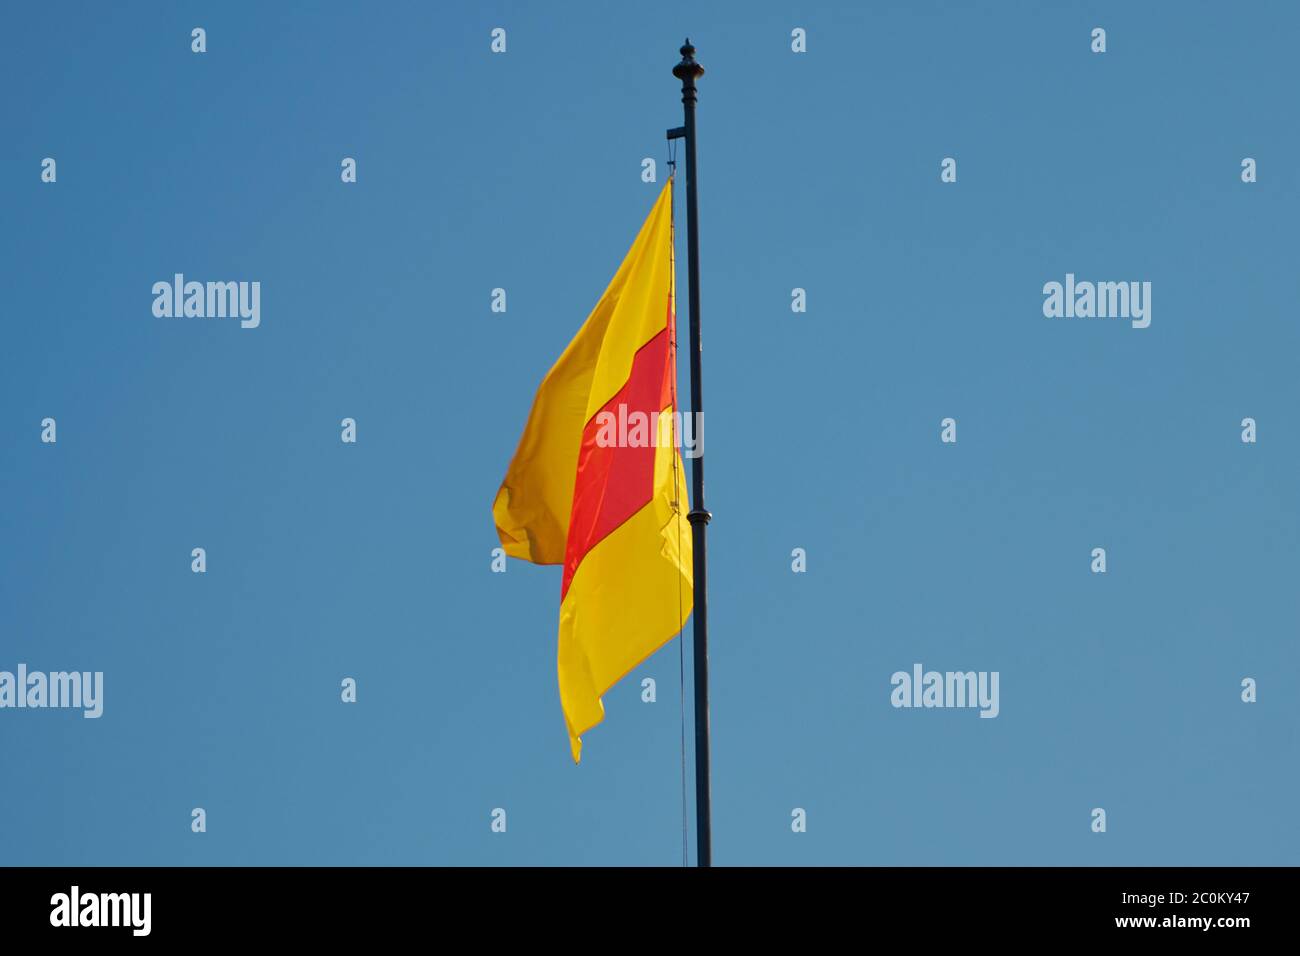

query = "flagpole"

[669,39,712,868]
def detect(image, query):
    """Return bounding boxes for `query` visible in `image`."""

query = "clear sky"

[2,1,1296,866]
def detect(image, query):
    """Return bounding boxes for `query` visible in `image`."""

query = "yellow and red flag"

[493,180,693,762]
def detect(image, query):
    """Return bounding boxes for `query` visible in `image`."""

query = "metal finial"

[673,39,704,82]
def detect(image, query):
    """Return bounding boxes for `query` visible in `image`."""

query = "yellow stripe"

[558,420,692,762]
[580,182,675,421]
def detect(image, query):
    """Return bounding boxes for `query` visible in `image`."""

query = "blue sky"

[1,1,1296,865]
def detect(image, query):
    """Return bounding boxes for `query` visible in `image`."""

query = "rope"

[668,174,688,868]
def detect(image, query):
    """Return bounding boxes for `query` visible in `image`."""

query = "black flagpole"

[668,39,711,868]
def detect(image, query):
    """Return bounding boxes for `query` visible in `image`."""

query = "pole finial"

[673,39,704,83]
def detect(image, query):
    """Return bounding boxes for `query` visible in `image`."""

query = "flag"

[493,180,693,762]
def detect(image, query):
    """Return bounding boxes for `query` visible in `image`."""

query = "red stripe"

[561,314,676,600]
